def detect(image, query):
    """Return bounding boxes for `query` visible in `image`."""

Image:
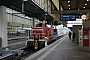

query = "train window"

[36,23,42,27]
[46,24,51,28]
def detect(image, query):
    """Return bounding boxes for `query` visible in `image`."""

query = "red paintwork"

[29,20,54,41]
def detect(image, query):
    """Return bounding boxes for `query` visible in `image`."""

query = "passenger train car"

[7,27,32,37]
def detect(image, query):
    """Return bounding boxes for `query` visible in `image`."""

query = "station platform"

[25,35,90,60]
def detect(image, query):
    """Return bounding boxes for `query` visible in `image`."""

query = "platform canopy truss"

[0,0,54,21]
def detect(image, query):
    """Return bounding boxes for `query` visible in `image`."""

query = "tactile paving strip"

[69,56,90,60]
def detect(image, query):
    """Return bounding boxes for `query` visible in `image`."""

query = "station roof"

[61,0,90,11]
[49,0,90,26]
[51,0,90,18]
[0,0,54,21]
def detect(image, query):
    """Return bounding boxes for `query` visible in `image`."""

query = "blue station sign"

[60,14,76,21]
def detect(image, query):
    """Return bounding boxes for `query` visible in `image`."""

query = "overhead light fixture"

[23,0,28,1]
[68,5,70,6]
[83,7,85,8]
[87,0,89,1]
[85,3,87,5]
[69,8,70,9]
[68,1,70,3]
[45,13,48,15]
[80,13,82,14]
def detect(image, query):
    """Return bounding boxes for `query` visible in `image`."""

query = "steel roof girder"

[51,10,90,14]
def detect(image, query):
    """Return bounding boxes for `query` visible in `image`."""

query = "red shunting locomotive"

[26,20,55,49]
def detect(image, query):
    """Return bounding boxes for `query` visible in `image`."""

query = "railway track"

[20,47,37,59]
[7,37,36,59]
[8,37,27,44]
[20,35,65,59]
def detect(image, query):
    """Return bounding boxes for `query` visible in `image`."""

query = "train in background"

[26,20,66,49]
[7,27,32,37]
